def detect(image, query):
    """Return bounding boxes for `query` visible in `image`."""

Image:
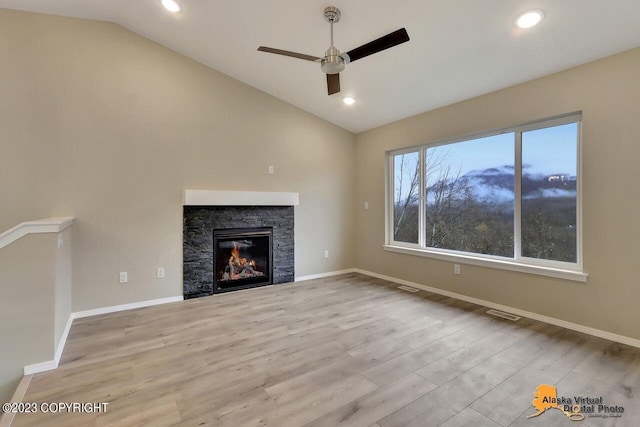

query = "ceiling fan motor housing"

[321,46,345,74]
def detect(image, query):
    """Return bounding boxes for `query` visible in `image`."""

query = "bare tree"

[426,162,476,249]
[393,149,516,258]
[393,153,420,242]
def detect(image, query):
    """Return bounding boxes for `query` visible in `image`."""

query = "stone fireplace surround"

[183,190,298,299]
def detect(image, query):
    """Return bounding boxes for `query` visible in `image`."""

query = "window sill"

[383,245,588,283]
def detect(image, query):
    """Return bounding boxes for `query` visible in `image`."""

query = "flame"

[222,240,264,282]
[231,242,240,260]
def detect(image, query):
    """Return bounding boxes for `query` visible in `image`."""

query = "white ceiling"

[2,1,640,133]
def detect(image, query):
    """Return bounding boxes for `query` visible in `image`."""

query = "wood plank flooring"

[11,273,640,426]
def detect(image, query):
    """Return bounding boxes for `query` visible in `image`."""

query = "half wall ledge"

[0,217,74,250]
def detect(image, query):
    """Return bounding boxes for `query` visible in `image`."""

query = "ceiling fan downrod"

[321,6,346,75]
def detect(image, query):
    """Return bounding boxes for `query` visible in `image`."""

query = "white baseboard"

[54,314,74,364]
[23,360,57,375]
[24,314,74,375]
[295,269,357,282]
[23,295,184,375]
[354,268,640,349]
[73,296,184,319]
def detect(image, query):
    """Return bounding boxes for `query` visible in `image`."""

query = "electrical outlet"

[119,272,128,284]
[454,264,461,275]
[157,267,165,279]
[324,250,329,258]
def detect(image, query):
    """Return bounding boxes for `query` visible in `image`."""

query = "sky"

[522,123,578,176]
[426,122,578,177]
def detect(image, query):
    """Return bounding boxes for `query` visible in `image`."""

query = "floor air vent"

[486,309,521,321]
[398,285,419,293]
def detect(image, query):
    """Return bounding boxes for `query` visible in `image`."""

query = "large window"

[387,113,582,277]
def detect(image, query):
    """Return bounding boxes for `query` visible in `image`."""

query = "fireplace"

[213,227,273,293]
[183,200,295,299]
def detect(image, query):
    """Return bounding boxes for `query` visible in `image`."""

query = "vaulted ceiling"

[2,0,640,133]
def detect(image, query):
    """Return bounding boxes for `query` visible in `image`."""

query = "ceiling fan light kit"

[257,6,409,96]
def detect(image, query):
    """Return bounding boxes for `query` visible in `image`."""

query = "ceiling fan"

[257,6,410,96]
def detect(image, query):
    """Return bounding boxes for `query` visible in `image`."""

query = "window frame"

[388,147,422,245]
[385,112,586,282]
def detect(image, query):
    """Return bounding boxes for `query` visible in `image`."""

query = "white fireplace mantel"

[183,190,299,206]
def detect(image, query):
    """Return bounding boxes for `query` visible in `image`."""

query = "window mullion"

[386,154,393,244]
[514,131,523,260]
[575,121,584,270]
[418,148,426,248]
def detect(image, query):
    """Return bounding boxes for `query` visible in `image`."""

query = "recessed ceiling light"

[515,10,544,29]
[161,0,181,13]
[342,97,356,106]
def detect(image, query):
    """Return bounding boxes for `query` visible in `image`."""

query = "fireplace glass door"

[213,227,273,293]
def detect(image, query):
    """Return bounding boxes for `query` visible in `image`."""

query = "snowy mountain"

[434,165,577,203]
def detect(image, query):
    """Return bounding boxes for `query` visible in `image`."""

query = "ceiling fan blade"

[345,28,410,63]
[327,73,340,95]
[257,46,322,62]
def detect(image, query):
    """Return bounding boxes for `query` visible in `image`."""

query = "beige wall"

[0,234,57,403]
[0,9,356,311]
[354,47,640,340]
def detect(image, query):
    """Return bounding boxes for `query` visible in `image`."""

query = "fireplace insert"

[212,227,273,293]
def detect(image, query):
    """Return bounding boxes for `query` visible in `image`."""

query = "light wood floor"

[12,273,640,426]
